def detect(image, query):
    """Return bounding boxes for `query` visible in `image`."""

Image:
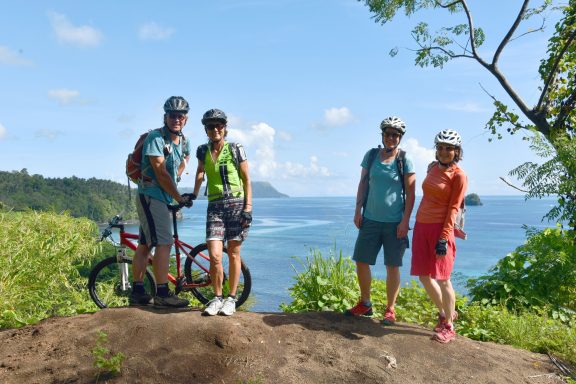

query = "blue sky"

[0,1,561,197]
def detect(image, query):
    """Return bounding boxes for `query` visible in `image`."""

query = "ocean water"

[125,196,558,312]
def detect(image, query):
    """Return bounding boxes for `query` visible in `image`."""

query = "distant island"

[465,193,483,206]
[182,181,289,199]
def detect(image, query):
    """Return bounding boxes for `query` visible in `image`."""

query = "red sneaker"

[344,301,373,317]
[434,311,458,332]
[382,307,396,325]
[433,324,456,343]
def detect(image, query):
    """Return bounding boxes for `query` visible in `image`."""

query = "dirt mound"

[0,308,564,383]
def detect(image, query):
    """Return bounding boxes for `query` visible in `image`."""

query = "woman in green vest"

[192,108,253,316]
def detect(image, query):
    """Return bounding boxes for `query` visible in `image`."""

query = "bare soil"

[0,308,567,383]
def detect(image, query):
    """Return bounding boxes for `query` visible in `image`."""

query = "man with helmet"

[410,129,467,343]
[345,116,416,325]
[129,96,195,308]
[190,108,253,316]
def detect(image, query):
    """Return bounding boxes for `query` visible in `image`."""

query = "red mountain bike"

[87,205,252,309]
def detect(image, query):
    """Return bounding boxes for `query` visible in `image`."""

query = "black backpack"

[361,147,406,214]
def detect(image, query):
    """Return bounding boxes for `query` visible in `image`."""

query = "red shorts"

[410,222,456,280]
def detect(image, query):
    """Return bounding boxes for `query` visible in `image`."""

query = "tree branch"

[436,0,463,9]
[499,176,530,193]
[537,28,576,111]
[493,0,530,66]
[508,17,546,42]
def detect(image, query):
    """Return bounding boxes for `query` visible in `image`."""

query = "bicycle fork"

[116,246,131,291]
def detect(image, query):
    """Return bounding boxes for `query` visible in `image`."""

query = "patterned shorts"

[206,197,249,242]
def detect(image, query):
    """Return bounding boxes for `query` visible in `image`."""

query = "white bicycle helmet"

[380,116,406,135]
[434,129,462,146]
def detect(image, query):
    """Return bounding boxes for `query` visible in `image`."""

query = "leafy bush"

[458,303,576,364]
[467,226,576,320]
[280,248,358,313]
[0,210,101,328]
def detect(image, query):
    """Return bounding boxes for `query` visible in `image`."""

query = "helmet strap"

[166,126,183,136]
[383,144,397,153]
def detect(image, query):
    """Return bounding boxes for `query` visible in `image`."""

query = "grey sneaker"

[203,297,223,316]
[153,292,189,308]
[218,297,237,316]
[129,291,153,306]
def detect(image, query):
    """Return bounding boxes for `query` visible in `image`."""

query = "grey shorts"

[352,218,408,266]
[206,197,249,242]
[137,194,173,247]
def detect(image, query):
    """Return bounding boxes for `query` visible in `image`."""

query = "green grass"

[0,210,102,328]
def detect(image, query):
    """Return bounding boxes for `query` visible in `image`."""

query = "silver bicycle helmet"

[434,129,462,146]
[201,108,228,125]
[163,96,190,113]
[380,116,406,135]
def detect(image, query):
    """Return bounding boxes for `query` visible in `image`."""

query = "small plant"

[92,330,125,378]
[280,248,358,313]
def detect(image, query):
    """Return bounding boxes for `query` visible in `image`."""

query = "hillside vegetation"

[0,169,134,222]
[0,169,288,222]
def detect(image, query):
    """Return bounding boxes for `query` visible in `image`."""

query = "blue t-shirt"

[361,149,415,223]
[138,127,191,204]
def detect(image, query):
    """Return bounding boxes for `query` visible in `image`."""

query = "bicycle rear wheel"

[183,243,252,308]
[88,256,156,309]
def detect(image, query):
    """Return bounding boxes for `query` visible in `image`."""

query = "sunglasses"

[436,144,456,152]
[168,112,187,121]
[206,123,225,131]
[382,131,401,139]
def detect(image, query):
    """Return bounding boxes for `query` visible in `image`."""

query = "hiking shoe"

[344,301,373,317]
[129,291,153,306]
[382,307,396,325]
[203,297,224,316]
[433,324,456,344]
[153,292,189,308]
[218,297,237,316]
[434,311,459,332]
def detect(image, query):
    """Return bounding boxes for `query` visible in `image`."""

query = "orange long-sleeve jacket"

[416,162,467,240]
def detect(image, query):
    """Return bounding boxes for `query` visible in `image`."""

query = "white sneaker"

[203,297,223,316]
[218,297,237,316]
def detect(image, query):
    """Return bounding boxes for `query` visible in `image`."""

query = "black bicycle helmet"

[163,96,190,113]
[201,108,227,125]
[380,116,406,135]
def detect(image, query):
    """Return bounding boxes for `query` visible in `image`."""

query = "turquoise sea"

[125,196,558,312]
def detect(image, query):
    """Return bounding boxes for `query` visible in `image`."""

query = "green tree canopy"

[361,0,576,228]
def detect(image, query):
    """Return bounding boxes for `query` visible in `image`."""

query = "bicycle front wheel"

[183,243,252,308]
[88,256,156,309]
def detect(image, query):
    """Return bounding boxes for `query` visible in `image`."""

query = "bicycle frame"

[91,210,252,309]
[111,215,212,291]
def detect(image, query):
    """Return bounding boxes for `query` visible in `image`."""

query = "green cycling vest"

[204,142,244,201]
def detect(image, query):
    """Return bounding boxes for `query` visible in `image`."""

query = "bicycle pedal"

[175,276,186,294]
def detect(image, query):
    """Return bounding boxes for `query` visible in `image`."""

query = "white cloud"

[401,137,436,177]
[35,129,63,140]
[277,130,292,141]
[48,11,102,47]
[324,107,353,126]
[48,89,80,105]
[228,121,330,179]
[284,156,330,177]
[0,46,33,66]
[139,22,175,41]
[0,123,6,139]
